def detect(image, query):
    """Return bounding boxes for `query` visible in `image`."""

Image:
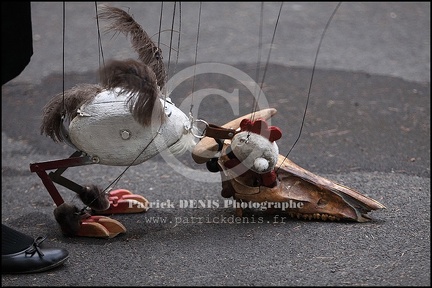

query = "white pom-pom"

[254,157,269,172]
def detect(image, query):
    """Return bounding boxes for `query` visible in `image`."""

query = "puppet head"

[229,118,282,174]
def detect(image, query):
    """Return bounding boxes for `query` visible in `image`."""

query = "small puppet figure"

[223,118,282,188]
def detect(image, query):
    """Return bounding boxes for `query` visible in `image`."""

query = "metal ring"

[194,119,209,127]
[191,119,209,139]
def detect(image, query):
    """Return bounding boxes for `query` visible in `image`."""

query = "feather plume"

[99,59,165,126]
[40,84,103,142]
[97,4,167,89]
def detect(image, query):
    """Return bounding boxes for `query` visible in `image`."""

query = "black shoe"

[2,236,69,274]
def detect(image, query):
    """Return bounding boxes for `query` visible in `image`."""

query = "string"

[94,2,105,80]
[166,1,177,91]
[164,1,182,96]
[158,2,164,51]
[174,2,182,79]
[61,2,66,115]
[277,2,342,171]
[157,2,169,123]
[250,2,284,122]
[252,2,264,121]
[190,2,202,115]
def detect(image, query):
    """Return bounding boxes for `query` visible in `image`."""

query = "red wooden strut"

[29,151,95,207]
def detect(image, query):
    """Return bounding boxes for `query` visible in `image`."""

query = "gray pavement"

[2,2,430,286]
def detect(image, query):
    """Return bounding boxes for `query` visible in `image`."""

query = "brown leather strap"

[204,124,238,139]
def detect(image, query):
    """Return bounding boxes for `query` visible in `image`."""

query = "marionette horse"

[30,4,385,239]
[30,5,197,238]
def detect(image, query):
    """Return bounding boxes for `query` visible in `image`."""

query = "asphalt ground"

[2,2,430,286]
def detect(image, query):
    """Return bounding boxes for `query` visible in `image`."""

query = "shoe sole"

[2,255,69,274]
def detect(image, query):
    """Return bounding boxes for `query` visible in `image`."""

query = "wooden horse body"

[69,89,192,166]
